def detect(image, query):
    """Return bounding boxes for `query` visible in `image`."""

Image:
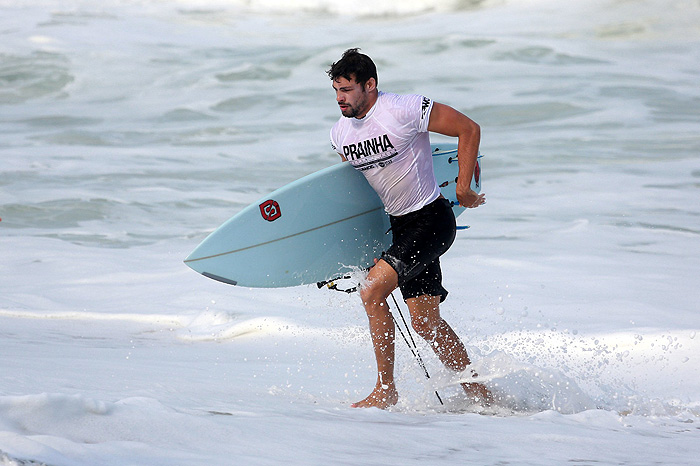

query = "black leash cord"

[389,292,443,406]
[318,276,444,405]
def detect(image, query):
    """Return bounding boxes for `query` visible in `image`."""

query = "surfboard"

[184,143,482,288]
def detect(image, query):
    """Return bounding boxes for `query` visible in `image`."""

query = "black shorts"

[382,197,457,303]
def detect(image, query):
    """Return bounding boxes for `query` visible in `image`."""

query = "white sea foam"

[1,0,700,464]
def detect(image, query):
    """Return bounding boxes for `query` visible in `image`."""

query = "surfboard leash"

[388,292,444,406]
[318,276,444,405]
[317,274,359,293]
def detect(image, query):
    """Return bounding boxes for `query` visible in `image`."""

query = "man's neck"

[356,90,379,119]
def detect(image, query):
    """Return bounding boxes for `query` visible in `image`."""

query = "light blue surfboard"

[184,143,482,288]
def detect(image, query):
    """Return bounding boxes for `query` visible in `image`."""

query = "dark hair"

[326,48,378,87]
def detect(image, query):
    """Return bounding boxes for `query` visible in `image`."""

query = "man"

[328,48,491,409]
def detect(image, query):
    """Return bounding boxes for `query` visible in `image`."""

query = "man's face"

[332,76,370,119]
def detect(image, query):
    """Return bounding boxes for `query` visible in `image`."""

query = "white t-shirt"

[330,91,440,217]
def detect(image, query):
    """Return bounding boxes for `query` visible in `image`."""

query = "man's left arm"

[427,102,485,208]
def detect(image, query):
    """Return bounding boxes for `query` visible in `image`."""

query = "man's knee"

[359,282,391,310]
[360,260,398,306]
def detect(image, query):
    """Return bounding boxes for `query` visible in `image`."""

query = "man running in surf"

[328,48,492,409]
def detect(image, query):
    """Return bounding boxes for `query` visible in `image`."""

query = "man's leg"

[406,295,493,405]
[352,259,400,409]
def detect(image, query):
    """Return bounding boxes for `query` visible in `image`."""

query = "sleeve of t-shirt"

[389,93,433,134]
[417,95,433,133]
[330,125,341,156]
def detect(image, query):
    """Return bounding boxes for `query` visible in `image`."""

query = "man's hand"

[457,187,486,208]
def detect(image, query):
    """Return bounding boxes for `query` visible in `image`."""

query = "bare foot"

[351,384,398,409]
[461,382,494,406]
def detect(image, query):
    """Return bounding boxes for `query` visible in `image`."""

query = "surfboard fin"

[202,272,238,286]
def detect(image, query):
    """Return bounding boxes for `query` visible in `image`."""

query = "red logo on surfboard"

[259,200,281,222]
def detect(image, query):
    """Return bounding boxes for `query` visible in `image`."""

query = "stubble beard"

[341,106,358,118]
[341,92,368,119]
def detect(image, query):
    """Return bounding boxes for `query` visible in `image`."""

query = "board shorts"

[381,197,457,303]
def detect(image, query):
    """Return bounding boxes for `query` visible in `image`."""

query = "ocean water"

[1,0,700,464]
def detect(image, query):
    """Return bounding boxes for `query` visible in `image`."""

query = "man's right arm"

[427,102,484,209]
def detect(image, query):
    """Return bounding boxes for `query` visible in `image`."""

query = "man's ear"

[365,77,377,92]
